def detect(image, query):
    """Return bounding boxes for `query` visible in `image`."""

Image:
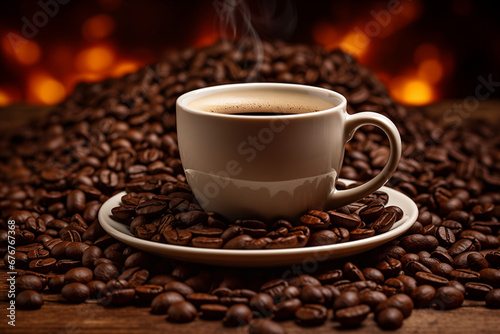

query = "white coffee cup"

[176,83,401,222]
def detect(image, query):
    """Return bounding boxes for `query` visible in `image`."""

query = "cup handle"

[327,112,402,209]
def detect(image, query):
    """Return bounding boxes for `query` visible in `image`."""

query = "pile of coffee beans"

[1,38,500,332]
[111,185,402,249]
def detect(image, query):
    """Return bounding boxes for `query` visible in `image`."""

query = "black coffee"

[187,89,337,115]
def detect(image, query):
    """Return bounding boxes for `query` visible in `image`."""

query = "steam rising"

[213,0,297,81]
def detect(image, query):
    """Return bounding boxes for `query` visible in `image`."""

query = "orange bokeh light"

[111,61,140,77]
[0,89,11,107]
[28,72,66,105]
[82,14,115,41]
[75,45,115,73]
[389,76,434,106]
[340,29,369,59]
[1,34,41,66]
[418,59,444,84]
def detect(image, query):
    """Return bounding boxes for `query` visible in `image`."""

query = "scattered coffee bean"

[16,290,44,310]
[151,291,185,314]
[295,304,328,326]
[432,286,464,310]
[334,304,370,327]
[223,304,253,327]
[167,301,197,323]
[485,289,500,308]
[61,282,90,303]
[376,307,404,330]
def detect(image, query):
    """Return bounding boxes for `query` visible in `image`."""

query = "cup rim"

[176,82,347,119]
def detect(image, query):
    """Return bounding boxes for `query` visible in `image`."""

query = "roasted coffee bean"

[361,267,384,284]
[397,275,418,294]
[372,212,397,234]
[223,304,253,327]
[82,246,103,267]
[294,304,328,326]
[350,228,375,240]
[334,304,370,327]
[29,258,57,273]
[448,269,481,283]
[376,257,402,278]
[359,202,385,222]
[289,275,321,288]
[87,280,106,299]
[65,267,93,284]
[465,282,493,300]
[485,289,500,308]
[191,236,223,248]
[299,285,325,305]
[93,263,119,282]
[308,230,340,246]
[163,228,192,246]
[375,293,413,318]
[185,293,218,308]
[48,274,66,293]
[16,290,44,310]
[332,290,360,310]
[148,274,176,286]
[432,286,464,309]
[383,278,405,296]
[16,275,44,292]
[400,253,420,266]
[273,298,302,320]
[453,251,479,269]
[331,227,350,242]
[376,307,404,330]
[415,272,449,288]
[248,319,287,334]
[328,211,362,230]
[411,284,436,308]
[344,262,365,281]
[135,284,164,301]
[102,288,136,306]
[200,304,228,320]
[359,290,387,310]
[167,301,197,323]
[448,239,475,257]
[435,226,456,247]
[405,261,432,276]
[485,251,500,268]
[65,242,90,260]
[431,250,453,265]
[300,210,330,230]
[67,190,86,214]
[151,291,185,314]
[399,234,429,253]
[427,256,449,273]
[479,268,500,288]
[164,281,195,296]
[61,282,90,303]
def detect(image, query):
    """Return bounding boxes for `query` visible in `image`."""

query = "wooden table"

[1,101,500,333]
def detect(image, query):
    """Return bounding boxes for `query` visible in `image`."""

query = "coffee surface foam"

[187,89,337,114]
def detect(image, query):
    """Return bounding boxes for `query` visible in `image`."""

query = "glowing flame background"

[0,0,498,108]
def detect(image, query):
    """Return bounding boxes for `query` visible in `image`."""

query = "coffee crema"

[187,89,337,115]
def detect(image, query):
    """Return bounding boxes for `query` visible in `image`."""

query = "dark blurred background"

[0,0,499,108]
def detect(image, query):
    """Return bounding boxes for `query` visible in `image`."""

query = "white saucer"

[98,179,418,267]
